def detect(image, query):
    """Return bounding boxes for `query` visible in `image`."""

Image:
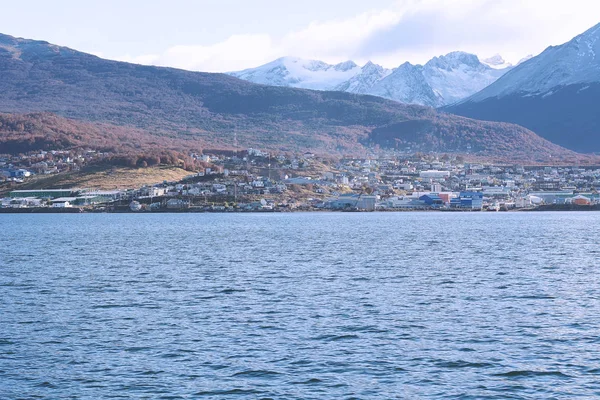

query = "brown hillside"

[0,33,584,161]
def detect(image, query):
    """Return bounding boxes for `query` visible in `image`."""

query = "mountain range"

[232,22,600,153]
[230,52,511,107]
[446,22,600,153]
[0,32,577,162]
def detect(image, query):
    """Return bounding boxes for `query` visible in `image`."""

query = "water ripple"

[1,212,600,398]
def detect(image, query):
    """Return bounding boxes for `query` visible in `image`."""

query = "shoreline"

[1,204,599,214]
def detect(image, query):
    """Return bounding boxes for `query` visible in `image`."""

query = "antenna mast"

[234,131,238,203]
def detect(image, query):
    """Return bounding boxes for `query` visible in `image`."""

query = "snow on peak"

[427,51,481,70]
[229,56,361,90]
[466,22,600,102]
[334,60,358,72]
[335,62,391,94]
[517,54,534,65]
[363,60,377,68]
[361,61,387,75]
[299,59,330,72]
[230,51,511,106]
[422,52,509,106]
[482,54,513,69]
[369,62,440,106]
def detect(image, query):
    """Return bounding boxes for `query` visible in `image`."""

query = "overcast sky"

[3,0,599,72]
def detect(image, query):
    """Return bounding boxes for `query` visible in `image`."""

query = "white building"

[52,197,76,208]
[420,170,450,179]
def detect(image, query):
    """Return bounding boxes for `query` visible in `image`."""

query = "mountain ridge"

[230,52,510,107]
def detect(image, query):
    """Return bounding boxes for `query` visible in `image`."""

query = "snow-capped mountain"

[466,23,600,101]
[229,57,361,90]
[516,55,534,65]
[482,54,513,69]
[422,52,508,106]
[368,62,441,106]
[334,61,392,94]
[446,22,600,153]
[229,52,511,107]
[351,52,508,107]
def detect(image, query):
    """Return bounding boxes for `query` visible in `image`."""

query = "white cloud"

[279,8,404,62]
[114,0,600,72]
[352,0,600,66]
[119,53,160,65]
[117,34,274,72]
[161,34,274,72]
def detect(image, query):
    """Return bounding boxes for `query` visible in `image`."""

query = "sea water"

[1,212,600,399]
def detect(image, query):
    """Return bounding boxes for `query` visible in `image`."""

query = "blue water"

[1,212,600,399]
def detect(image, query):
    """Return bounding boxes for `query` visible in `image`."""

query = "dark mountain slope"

[446,83,600,153]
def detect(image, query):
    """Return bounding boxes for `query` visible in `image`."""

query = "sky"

[2,0,600,72]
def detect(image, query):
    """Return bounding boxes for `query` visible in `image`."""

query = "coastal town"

[2,147,600,212]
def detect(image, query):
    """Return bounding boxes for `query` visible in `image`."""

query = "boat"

[129,201,142,212]
[487,202,500,211]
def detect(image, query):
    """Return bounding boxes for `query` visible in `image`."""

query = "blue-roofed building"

[419,194,444,207]
[450,191,483,210]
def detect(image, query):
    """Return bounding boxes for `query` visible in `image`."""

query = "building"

[420,170,451,179]
[419,194,444,207]
[328,194,359,210]
[357,195,377,211]
[483,186,511,197]
[327,194,376,211]
[52,197,77,208]
[381,197,428,209]
[86,190,123,201]
[451,192,483,210]
[3,197,43,208]
[166,199,189,209]
[438,192,455,204]
[9,189,81,199]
